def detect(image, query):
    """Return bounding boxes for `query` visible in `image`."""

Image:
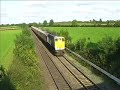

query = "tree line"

[1,19,120,27]
[32,19,120,27]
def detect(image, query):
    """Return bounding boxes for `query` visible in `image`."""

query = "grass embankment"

[0,29,21,70]
[43,27,120,43]
[0,25,43,90]
[0,26,22,89]
[8,25,44,90]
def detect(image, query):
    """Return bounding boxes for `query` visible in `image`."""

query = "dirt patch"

[0,28,17,31]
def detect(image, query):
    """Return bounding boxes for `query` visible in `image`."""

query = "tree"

[72,20,78,26]
[49,19,54,26]
[98,18,102,26]
[28,22,39,27]
[106,20,110,26]
[93,19,96,22]
[114,20,120,27]
[38,22,42,27]
[43,20,47,26]
[99,18,102,23]
[93,19,96,26]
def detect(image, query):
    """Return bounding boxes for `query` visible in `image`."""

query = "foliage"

[8,58,43,90]
[13,25,36,66]
[106,20,110,26]
[114,20,120,27]
[75,38,87,56]
[71,20,78,27]
[9,25,43,90]
[28,22,39,27]
[0,19,119,27]
[59,30,72,46]
[43,20,48,27]
[49,19,54,26]
[0,66,15,90]
[69,36,120,78]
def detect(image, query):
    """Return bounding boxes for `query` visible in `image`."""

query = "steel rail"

[62,55,101,90]
[57,56,89,90]
[33,31,72,90]
[32,30,59,90]
[41,46,72,90]
[66,48,120,85]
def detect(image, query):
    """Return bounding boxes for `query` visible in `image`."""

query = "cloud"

[1,1,120,24]
[1,13,7,17]
[24,1,50,8]
[76,1,120,17]
[115,9,120,13]
[77,2,94,6]
[1,6,7,17]
[28,2,47,8]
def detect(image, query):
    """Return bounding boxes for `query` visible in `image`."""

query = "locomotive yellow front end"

[55,37,65,55]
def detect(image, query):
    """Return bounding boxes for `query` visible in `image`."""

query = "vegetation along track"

[31,30,102,90]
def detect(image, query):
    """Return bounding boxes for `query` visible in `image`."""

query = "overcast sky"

[1,1,120,24]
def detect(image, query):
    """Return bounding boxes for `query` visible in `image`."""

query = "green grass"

[0,26,19,28]
[43,27,120,43]
[8,26,44,90]
[0,29,21,70]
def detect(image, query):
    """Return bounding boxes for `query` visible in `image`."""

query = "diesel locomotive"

[31,26,65,55]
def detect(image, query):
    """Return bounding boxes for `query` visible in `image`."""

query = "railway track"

[32,30,102,90]
[58,56,101,90]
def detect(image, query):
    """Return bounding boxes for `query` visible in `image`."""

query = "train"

[31,26,65,55]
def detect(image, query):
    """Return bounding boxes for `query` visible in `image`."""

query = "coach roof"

[31,26,48,35]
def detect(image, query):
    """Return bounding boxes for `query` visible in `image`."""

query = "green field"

[43,27,120,43]
[0,27,21,70]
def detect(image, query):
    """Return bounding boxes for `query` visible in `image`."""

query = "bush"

[68,36,120,78]
[0,66,15,90]
[8,25,43,90]
[59,30,72,47]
